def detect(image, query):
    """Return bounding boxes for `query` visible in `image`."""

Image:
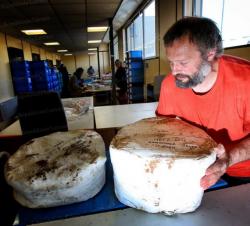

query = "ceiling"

[0,0,140,53]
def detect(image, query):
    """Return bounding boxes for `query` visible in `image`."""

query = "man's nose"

[171,63,182,75]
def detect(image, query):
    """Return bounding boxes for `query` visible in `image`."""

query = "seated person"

[87,66,95,77]
[115,59,128,104]
[58,64,70,98]
[68,67,85,97]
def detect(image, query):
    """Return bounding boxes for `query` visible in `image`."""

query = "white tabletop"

[29,183,250,226]
[0,97,94,136]
[94,102,158,129]
[0,96,15,104]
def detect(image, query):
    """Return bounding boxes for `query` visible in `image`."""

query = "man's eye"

[180,62,188,66]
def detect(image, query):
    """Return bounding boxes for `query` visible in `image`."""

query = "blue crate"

[128,68,144,82]
[129,61,143,69]
[15,87,32,94]
[30,60,49,69]
[52,75,57,81]
[127,50,143,59]
[32,73,50,83]
[14,79,32,93]
[13,76,32,83]
[12,71,31,78]
[128,86,144,100]
[11,61,30,70]
[34,81,53,91]
[128,76,144,83]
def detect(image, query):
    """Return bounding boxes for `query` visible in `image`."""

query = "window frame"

[125,0,156,59]
[192,0,250,49]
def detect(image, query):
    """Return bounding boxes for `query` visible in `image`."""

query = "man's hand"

[200,144,230,190]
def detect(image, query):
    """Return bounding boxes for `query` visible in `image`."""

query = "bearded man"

[157,17,250,189]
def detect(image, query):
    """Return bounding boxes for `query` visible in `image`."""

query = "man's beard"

[175,60,212,88]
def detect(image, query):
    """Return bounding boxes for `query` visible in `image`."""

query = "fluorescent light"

[64,53,72,56]
[88,48,97,51]
[57,49,68,52]
[88,52,96,55]
[21,29,47,35]
[87,26,108,32]
[88,40,101,44]
[44,42,60,46]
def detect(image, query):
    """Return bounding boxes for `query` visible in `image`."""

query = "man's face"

[165,36,211,88]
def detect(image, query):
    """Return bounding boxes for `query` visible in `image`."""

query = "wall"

[224,46,250,61]
[0,32,61,100]
[61,43,110,77]
[31,45,40,54]
[61,55,76,75]
[144,58,160,84]
[40,48,46,60]
[0,33,14,100]
[6,35,22,49]
[75,51,91,78]
[117,29,124,61]
[22,41,32,61]
[99,43,110,74]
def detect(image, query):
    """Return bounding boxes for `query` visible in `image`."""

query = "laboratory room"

[0,0,250,225]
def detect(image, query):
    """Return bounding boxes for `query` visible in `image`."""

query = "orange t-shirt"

[157,55,250,177]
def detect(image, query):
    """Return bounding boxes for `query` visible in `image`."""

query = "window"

[144,0,156,57]
[194,0,250,48]
[127,23,134,51]
[125,0,156,58]
[134,14,143,51]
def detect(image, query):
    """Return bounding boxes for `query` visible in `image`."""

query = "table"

[30,182,250,226]
[94,102,158,129]
[0,97,94,136]
[83,86,119,106]
[15,153,228,226]
[84,86,113,93]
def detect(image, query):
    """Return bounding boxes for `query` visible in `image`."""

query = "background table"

[94,102,158,129]
[0,97,94,137]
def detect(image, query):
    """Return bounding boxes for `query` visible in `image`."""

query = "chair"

[17,91,68,138]
[153,75,165,101]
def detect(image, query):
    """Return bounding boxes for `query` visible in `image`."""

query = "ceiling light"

[88,40,101,44]
[21,29,47,35]
[88,48,97,51]
[87,26,108,32]
[57,49,68,52]
[64,53,73,56]
[44,42,60,46]
[88,52,96,55]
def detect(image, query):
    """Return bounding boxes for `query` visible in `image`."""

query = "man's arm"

[200,136,250,189]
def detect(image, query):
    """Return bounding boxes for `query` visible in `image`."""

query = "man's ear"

[207,48,217,61]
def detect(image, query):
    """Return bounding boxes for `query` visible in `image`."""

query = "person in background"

[115,59,128,104]
[156,17,250,189]
[68,67,85,97]
[87,66,95,77]
[59,64,70,98]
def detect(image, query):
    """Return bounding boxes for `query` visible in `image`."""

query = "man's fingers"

[200,171,222,190]
[205,159,228,175]
[213,144,226,158]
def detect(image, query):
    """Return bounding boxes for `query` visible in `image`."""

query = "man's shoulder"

[220,55,250,69]
[220,55,250,81]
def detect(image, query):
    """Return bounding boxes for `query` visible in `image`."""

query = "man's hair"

[163,17,223,58]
